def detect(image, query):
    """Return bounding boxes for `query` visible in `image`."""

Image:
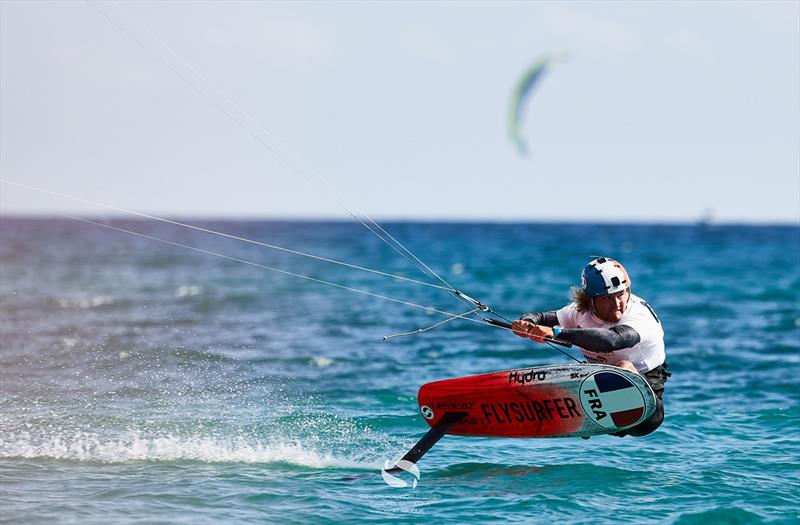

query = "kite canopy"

[508,54,565,156]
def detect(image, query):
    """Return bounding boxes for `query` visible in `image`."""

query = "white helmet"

[581,257,631,297]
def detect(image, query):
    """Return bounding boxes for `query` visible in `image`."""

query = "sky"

[1,0,798,223]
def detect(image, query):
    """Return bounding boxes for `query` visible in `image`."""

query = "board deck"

[417,364,657,438]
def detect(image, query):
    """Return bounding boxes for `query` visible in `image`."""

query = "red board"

[417,364,656,438]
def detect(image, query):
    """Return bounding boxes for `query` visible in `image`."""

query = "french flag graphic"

[580,371,647,429]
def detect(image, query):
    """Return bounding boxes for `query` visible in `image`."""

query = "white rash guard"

[556,293,665,373]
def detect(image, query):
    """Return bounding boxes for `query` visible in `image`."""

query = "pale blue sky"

[1,0,798,222]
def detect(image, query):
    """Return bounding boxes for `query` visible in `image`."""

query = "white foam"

[0,431,376,469]
[175,285,203,298]
[57,296,114,309]
[310,356,334,368]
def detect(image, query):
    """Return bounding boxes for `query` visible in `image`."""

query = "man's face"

[592,289,630,323]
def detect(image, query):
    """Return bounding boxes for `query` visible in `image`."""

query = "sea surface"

[1,217,798,524]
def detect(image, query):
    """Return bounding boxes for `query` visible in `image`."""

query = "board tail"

[384,411,466,473]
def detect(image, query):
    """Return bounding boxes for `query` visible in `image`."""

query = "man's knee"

[614,360,638,373]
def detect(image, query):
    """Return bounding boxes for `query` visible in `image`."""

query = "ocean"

[1,217,798,524]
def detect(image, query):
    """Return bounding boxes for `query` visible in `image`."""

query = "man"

[511,256,670,437]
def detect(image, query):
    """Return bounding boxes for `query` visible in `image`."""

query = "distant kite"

[508,54,566,156]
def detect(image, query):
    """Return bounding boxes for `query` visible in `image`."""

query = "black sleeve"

[519,311,559,327]
[557,324,641,353]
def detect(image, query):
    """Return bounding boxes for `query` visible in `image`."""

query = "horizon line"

[1,212,798,228]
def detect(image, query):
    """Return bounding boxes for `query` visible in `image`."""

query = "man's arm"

[520,311,559,327]
[557,325,641,352]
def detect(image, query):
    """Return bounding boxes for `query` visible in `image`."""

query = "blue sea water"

[1,217,798,524]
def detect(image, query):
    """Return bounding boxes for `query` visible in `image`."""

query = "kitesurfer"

[511,257,670,437]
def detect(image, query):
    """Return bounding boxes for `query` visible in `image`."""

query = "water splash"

[0,430,377,469]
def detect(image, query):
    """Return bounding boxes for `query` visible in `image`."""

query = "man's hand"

[511,320,555,342]
[511,319,533,338]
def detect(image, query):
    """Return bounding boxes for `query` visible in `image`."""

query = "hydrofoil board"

[384,364,657,475]
[419,363,656,438]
